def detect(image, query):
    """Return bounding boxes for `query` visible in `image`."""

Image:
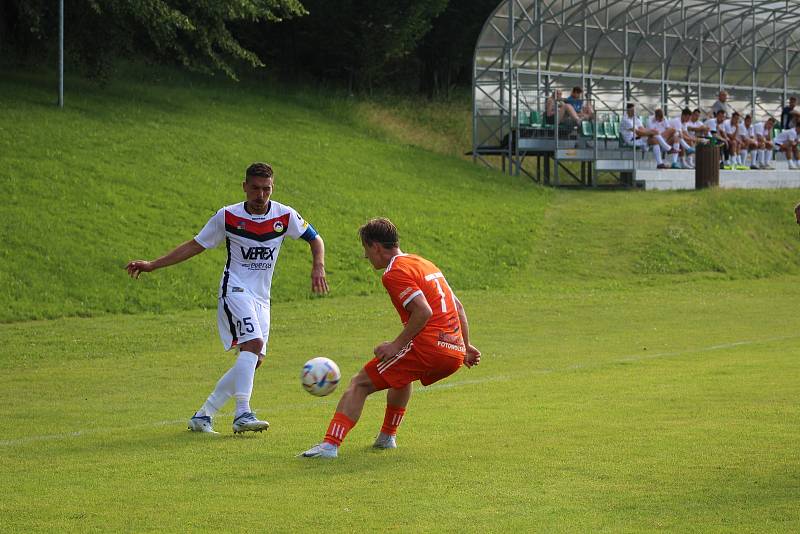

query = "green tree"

[0,0,306,78]
[267,0,448,92]
[417,0,500,97]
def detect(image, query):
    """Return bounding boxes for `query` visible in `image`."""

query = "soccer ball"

[301,357,341,397]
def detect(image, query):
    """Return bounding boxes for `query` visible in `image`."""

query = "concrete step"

[636,169,800,190]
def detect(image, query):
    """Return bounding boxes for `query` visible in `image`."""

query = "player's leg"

[300,368,379,458]
[230,337,269,434]
[190,296,267,434]
[647,137,665,167]
[230,298,270,433]
[764,140,774,168]
[374,384,412,449]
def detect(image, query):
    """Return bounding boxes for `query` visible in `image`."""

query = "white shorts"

[217,293,270,356]
[625,138,648,149]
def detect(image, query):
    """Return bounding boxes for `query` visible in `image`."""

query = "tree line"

[0,0,498,96]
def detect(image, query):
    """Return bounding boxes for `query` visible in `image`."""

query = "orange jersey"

[381,254,465,359]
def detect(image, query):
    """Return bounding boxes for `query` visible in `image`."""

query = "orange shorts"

[364,342,463,391]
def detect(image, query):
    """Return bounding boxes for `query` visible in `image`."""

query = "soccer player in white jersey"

[722,112,748,169]
[705,109,730,167]
[687,109,710,139]
[649,109,681,169]
[621,104,667,168]
[671,108,697,169]
[742,115,758,169]
[774,125,800,169]
[126,162,329,434]
[752,117,776,169]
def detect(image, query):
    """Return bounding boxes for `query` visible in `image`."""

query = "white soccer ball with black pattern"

[301,357,341,397]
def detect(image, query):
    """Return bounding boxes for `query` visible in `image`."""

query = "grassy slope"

[0,69,543,321]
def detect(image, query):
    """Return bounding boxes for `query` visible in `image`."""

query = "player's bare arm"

[455,296,481,368]
[308,235,329,294]
[126,239,205,279]
[374,295,432,362]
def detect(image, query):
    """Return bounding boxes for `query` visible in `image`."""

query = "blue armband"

[300,224,319,242]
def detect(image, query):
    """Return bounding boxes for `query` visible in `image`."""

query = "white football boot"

[232,412,269,434]
[188,415,218,434]
[299,442,338,458]
[372,433,397,449]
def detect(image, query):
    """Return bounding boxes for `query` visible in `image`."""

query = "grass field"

[1,66,799,532]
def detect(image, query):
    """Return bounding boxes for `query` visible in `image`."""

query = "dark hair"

[682,108,691,116]
[744,114,752,120]
[731,112,740,119]
[245,162,273,182]
[715,109,726,116]
[626,103,635,110]
[359,218,399,249]
[572,86,583,94]
[692,108,701,114]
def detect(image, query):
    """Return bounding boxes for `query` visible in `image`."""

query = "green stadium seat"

[603,121,616,140]
[530,111,542,127]
[581,120,594,137]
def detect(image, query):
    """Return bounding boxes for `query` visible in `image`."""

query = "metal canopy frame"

[472,0,800,180]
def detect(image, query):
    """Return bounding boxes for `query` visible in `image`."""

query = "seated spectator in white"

[705,109,731,166]
[722,112,748,169]
[669,108,697,169]
[752,116,776,169]
[742,115,761,169]
[621,104,672,169]
[781,96,800,129]
[650,109,681,168]
[687,109,710,138]
[712,90,734,118]
[774,125,800,169]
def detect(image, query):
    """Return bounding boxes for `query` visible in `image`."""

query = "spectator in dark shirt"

[564,86,594,120]
[781,96,800,129]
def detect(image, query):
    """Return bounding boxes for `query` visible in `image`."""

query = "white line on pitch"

[1,334,795,448]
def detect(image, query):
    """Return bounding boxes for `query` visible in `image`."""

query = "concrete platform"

[636,168,800,191]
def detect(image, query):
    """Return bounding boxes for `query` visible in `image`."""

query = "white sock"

[652,144,663,165]
[689,155,695,166]
[753,150,761,165]
[741,150,748,164]
[233,351,259,417]
[196,364,238,418]
[680,138,691,151]
[766,150,773,164]
[656,135,671,151]
[671,145,679,164]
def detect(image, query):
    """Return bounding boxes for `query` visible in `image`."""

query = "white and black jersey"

[195,201,318,303]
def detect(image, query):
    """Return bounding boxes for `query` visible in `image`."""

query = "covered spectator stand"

[473,0,800,187]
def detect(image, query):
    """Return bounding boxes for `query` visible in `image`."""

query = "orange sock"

[380,405,406,436]
[323,412,355,446]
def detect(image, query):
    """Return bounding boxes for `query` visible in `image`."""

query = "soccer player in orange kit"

[301,217,481,458]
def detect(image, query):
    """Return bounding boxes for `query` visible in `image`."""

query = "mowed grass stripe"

[1,331,796,449]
